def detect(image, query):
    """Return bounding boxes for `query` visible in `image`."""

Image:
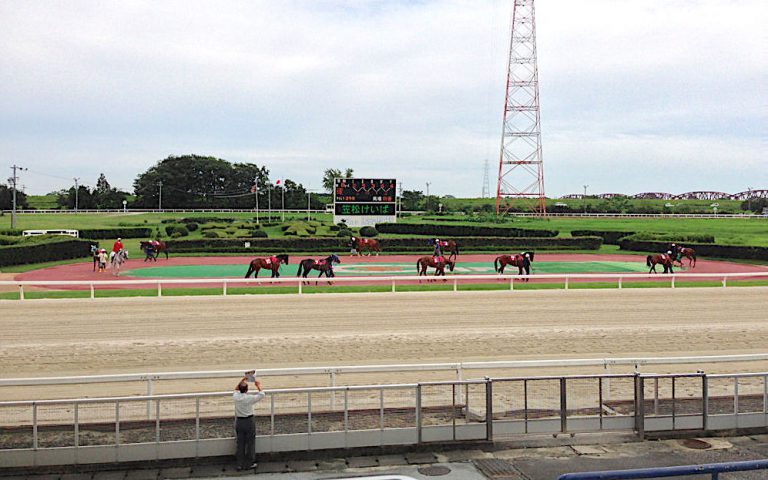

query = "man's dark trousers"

[235,416,256,468]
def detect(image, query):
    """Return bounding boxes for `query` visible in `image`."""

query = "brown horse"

[139,240,169,261]
[244,254,289,278]
[437,240,460,261]
[647,253,675,274]
[494,252,535,279]
[416,256,455,276]
[350,237,380,256]
[674,247,697,268]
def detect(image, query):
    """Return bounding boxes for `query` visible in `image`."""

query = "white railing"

[3,354,768,394]
[1,271,767,300]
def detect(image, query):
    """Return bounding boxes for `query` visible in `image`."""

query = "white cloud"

[0,0,765,196]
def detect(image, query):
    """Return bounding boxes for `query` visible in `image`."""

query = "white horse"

[110,249,129,276]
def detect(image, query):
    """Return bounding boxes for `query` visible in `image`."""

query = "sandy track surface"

[2,288,767,397]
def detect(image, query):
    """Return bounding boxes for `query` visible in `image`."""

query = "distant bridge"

[561,189,767,200]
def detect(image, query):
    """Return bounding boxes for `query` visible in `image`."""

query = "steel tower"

[496,0,546,215]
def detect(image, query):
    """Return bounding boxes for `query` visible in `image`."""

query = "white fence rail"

[3,354,768,394]
[1,271,767,300]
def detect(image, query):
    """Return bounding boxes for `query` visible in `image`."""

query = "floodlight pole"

[157,180,163,211]
[254,178,259,224]
[583,185,589,214]
[73,177,80,211]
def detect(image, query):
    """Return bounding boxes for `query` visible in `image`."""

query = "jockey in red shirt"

[112,238,124,253]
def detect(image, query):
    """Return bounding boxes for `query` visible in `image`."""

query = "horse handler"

[233,372,265,470]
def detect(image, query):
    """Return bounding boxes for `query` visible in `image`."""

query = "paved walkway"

[3,434,768,480]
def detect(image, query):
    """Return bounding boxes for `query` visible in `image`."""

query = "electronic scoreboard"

[333,178,397,227]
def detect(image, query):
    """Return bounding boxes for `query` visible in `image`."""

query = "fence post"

[18,284,24,301]
[74,401,79,448]
[330,372,336,410]
[32,403,37,449]
[453,278,457,292]
[618,276,623,289]
[560,377,568,434]
[671,276,676,289]
[147,378,153,420]
[416,384,422,443]
[702,374,708,432]
[635,375,645,439]
[90,283,95,300]
[298,280,302,295]
[223,281,227,296]
[392,280,396,293]
[510,277,514,290]
[157,282,162,297]
[564,277,569,290]
[722,276,727,288]
[485,377,493,441]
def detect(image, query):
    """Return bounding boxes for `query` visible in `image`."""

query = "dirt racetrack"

[2,287,768,400]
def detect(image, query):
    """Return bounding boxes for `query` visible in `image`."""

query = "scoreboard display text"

[335,203,396,216]
[334,178,397,203]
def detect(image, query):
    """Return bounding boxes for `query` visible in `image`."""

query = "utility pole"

[426,182,431,212]
[481,159,490,198]
[307,190,311,221]
[157,180,163,211]
[748,186,753,212]
[9,164,27,229]
[73,177,81,211]
[583,185,589,214]
[253,178,259,224]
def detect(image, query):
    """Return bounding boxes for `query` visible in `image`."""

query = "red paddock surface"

[11,253,768,291]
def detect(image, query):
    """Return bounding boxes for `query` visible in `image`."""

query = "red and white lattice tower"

[496,0,546,215]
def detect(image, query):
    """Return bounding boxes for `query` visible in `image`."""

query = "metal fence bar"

[558,459,768,480]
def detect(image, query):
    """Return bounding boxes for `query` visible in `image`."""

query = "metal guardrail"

[1,271,767,300]
[2,372,767,468]
[558,459,768,479]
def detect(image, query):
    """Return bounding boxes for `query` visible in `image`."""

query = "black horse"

[297,254,341,282]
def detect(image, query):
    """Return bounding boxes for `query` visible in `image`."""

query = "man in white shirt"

[233,375,265,470]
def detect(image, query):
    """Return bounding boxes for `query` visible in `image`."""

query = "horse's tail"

[244,262,254,278]
[523,257,531,274]
[296,261,304,277]
[646,255,653,267]
[416,258,421,273]
[454,242,459,256]
[494,257,500,272]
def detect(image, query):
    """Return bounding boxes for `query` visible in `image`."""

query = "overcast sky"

[1,0,765,197]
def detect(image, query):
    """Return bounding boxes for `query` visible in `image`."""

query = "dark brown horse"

[436,240,460,261]
[674,246,697,268]
[139,240,169,261]
[494,252,535,278]
[647,253,675,274]
[297,254,341,282]
[244,254,289,278]
[416,256,455,276]
[350,237,380,256]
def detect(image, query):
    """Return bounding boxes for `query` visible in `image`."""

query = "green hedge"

[0,228,23,236]
[571,230,636,245]
[78,228,153,239]
[0,238,95,267]
[621,232,716,243]
[165,236,601,253]
[375,223,558,237]
[618,239,768,261]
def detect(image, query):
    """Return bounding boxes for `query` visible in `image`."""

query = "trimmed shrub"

[182,217,236,224]
[185,222,199,232]
[618,239,768,260]
[375,223,558,237]
[165,236,601,254]
[0,235,21,245]
[0,238,94,267]
[203,231,219,238]
[165,225,189,237]
[571,230,636,245]
[0,229,23,236]
[171,231,183,238]
[622,232,715,243]
[359,226,378,237]
[251,229,268,238]
[78,228,152,239]
[336,229,353,238]
[329,225,340,232]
